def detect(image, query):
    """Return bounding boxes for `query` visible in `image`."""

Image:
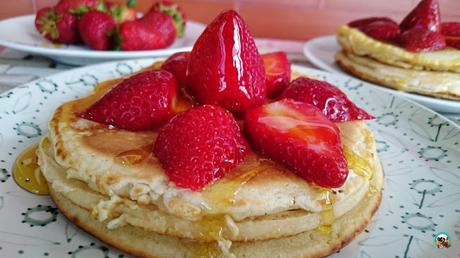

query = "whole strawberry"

[400,0,440,32]
[35,7,57,42]
[348,17,400,42]
[150,1,186,38]
[117,11,176,51]
[161,51,190,89]
[80,69,177,131]
[35,7,80,44]
[187,10,266,113]
[262,51,291,98]
[398,27,446,52]
[79,10,116,50]
[244,99,348,188]
[154,105,249,190]
[279,77,374,122]
[105,0,137,24]
[55,0,100,15]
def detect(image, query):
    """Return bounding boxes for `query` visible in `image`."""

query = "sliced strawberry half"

[398,27,446,52]
[348,17,400,41]
[154,105,249,190]
[262,51,291,98]
[79,69,177,131]
[279,77,374,122]
[161,51,190,89]
[150,1,186,38]
[244,99,348,188]
[400,0,440,32]
[441,22,460,49]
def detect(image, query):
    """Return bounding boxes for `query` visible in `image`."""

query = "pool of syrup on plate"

[12,143,49,195]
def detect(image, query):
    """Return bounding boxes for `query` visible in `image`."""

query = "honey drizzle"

[114,144,153,166]
[343,129,375,181]
[316,189,335,234]
[12,140,50,195]
[191,158,269,257]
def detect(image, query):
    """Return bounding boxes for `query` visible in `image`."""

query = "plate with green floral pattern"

[0,58,459,258]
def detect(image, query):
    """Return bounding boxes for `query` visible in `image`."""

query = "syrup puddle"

[12,143,49,195]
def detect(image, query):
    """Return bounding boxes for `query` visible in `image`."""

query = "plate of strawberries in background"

[0,0,205,66]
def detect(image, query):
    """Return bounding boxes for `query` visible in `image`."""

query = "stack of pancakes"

[37,65,384,258]
[336,25,460,100]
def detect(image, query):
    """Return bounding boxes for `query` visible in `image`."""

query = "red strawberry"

[79,10,116,50]
[35,7,57,42]
[279,77,374,122]
[262,51,291,98]
[154,105,249,190]
[187,10,266,113]
[161,51,190,89]
[35,7,80,44]
[400,0,440,32]
[117,11,176,51]
[80,69,177,131]
[105,0,137,24]
[348,17,400,41]
[398,27,446,52]
[244,99,348,188]
[349,17,394,28]
[441,22,460,49]
[56,0,99,15]
[150,1,186,38]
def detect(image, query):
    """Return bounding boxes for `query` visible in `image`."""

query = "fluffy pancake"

[48,159,383,258]
[39,118,377,242]
[47,70,377,223]
[39,65,384,256]
[337,25,460,73]
[336,51,460,100]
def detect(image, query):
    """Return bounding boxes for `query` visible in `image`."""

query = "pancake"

[337,25,460,73]
[47,69,377,223]
[48,159,383,258]
[39,118,378,242]
[39,64,384,257]
[336,51,460,100]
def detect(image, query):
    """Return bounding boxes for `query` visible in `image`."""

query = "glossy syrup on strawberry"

[244,99,348,188]
[280,77,374,122]
[262,51,291,98]
[187,10,266,113]
[80,69,177,131]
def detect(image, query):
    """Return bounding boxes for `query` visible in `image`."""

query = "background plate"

[303,35,460,114]
[0,15,205,66]
[0,59,459,257]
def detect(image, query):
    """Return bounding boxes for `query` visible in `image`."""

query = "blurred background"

[2,0,460,40]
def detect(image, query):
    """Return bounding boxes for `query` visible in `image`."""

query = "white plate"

[0,59,459,257]
[303,35,460,113]
[0,15,205,66]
